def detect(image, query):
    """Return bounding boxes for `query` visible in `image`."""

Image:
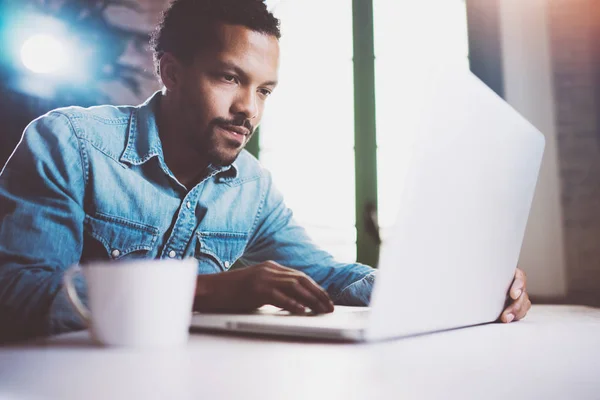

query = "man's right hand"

[193,261,335,315]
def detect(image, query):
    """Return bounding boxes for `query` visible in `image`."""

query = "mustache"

[212,117,254,134]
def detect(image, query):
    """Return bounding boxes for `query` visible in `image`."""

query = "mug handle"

[63,266,91,325]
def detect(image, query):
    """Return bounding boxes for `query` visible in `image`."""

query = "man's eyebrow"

[262,79,278,87]
[217,61,278,87]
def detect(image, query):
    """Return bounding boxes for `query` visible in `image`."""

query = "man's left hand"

[500,267,531,323]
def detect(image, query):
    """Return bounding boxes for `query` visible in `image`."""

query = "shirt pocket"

[83,212,160,260]
[194,231,248,273]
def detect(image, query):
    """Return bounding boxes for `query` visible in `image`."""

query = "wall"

[548,0,600,306]
[498,0,568,299]
[498,0,600,305]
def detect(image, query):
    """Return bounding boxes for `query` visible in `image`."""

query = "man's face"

[173,23,279,167]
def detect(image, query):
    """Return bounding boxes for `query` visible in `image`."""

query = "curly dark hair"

[150,0,281,76]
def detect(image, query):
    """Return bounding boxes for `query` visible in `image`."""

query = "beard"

[193,117,255,167]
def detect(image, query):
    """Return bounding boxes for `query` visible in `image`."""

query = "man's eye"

[223,74,238,83]
[258,88,272,97]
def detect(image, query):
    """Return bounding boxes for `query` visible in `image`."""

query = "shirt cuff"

[333,271,376,306]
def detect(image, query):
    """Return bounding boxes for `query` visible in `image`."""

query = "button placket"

[163,184,204,260]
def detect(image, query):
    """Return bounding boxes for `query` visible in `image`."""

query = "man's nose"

[231,88,258,120]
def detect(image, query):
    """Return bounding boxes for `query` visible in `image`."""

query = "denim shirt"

[0,91,375,340]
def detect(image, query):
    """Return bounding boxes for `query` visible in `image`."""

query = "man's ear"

[159,53,181,91]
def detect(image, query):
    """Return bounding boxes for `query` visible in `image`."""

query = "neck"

[157,91,209,188]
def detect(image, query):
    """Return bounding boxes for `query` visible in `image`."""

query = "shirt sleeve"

[0,111,88,341]
[242,169,376,306]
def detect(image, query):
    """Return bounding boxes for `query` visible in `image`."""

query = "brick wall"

[549,0,600,306]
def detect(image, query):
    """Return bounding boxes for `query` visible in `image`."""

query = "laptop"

[190,64,546,342]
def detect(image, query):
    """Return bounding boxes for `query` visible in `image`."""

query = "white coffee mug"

[63,258,197,347]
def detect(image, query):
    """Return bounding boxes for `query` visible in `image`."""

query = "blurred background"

[0,0,598,306]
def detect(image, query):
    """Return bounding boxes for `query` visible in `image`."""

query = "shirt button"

[111,249,120,258]
[168,250,177,258]
[186,202,191,209]
[224,261,231,269]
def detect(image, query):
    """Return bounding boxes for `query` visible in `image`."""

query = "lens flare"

[20,34,68,74]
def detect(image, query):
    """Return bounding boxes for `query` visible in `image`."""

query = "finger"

[286,273,334,313]
[510,278,525,300]
[514,293,531,321]
[302,280,334,313]
[270,266,334,312]
[510,268,527,300]
[278,278,329,314]
[269,288,306,314]
[501,291,528,323]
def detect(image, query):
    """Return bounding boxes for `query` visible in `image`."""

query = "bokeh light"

[20,33,69,74]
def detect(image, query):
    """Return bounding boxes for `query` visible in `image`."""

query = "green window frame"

[249,0,380,267]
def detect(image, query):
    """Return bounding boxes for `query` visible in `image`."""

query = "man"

[0,0,530,341]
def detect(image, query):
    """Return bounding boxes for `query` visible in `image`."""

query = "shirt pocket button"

[224,261,231,269]
[111,249,120,258]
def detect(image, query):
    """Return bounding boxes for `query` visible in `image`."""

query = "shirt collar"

[119,91,239,179]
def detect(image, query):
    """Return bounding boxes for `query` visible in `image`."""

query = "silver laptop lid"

[366,64,545,340]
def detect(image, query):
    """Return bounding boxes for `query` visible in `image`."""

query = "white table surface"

[1,305,599,400]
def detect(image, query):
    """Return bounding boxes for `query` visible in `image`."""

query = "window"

[259,0,470,262]
[260,0,357,262]
[374,0,470,239]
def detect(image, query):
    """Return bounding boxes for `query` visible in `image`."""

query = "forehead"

[198,23,280,79]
